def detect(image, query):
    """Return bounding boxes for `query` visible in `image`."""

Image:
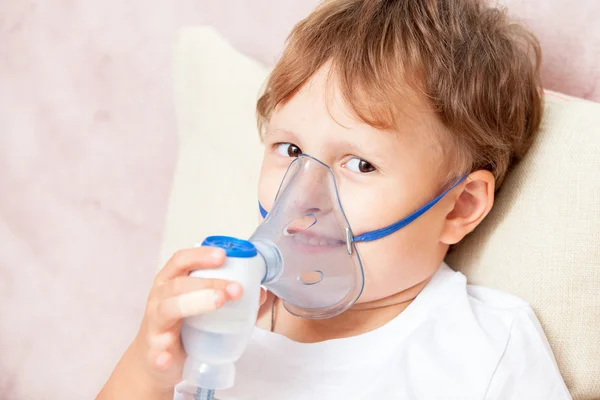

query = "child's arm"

[96,246,250,399]
[97,339,172,400]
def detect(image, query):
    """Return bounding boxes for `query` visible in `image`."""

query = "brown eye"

[288,144,302,157]
[276,143,302,158]
[358,160,375,173]
[345,157,376,173]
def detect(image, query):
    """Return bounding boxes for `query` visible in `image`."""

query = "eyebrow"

[263,127,298,142]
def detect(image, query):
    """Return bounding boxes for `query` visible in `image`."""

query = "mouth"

[290,232,345,248]
[282,214,346,249]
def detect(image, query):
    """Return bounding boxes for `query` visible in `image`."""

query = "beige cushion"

[162,26,267,263]
[446,90,600,398]
[162,26,600,399]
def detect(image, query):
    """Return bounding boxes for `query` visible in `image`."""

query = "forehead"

[270,65,445,152]
[271,65,354,132]
[268,69,450,188]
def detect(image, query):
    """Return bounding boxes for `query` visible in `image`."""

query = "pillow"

[163,26,600,399]
[446,90,600,398]
[161,26,268,264]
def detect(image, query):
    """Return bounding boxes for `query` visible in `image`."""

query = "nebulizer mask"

[177,154,465,399]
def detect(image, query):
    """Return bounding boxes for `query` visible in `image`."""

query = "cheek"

[339,179,412,235]
[257,159,287,212]
[353,211,447,302]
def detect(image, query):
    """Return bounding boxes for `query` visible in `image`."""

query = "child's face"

[258,66,469,304]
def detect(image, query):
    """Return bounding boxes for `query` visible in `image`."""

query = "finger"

[155,247,226,285]
[143,331,186,379]
[153,350,173,371]
[157,276,243,300]
[154,289,222,331]
[147,331,180,354]
[147,347,185,383]
[153,284,243,331]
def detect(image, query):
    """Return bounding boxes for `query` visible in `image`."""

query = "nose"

[288,156,335,215]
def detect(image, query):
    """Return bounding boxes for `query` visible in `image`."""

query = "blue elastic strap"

[353,175,467,242]
[258,175,467,243]
[259,202,268,218]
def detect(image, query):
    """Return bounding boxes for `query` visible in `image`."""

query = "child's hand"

[133,246,267,391]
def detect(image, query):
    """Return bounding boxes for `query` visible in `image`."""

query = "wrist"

[98,338,173,400]
[128,338,175,397]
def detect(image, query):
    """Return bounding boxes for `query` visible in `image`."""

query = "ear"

[440,170,495,245]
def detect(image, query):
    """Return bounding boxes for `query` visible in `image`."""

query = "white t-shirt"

[175,264,571,400]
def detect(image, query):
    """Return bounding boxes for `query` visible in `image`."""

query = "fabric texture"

[161,26,267,264]
[174,264,570,400]
[445,91,600,398]
[164,26,600,399]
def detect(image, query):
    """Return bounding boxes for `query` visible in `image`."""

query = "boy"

[99,0,571,398]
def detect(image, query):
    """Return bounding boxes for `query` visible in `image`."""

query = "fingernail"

[178,290,219,317]
[226,283,242,298]
[209,248,225,262]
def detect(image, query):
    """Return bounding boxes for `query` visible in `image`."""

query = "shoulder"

[432,264,543,336]
[464,282,531,336]
[432,266,571,399]
[480,305,571,399]
[409,264,570,399]
[423,264,532,334]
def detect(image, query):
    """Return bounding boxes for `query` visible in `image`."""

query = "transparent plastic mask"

[250,154,365,319]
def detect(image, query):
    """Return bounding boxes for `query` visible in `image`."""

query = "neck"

[272,277,431,343]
